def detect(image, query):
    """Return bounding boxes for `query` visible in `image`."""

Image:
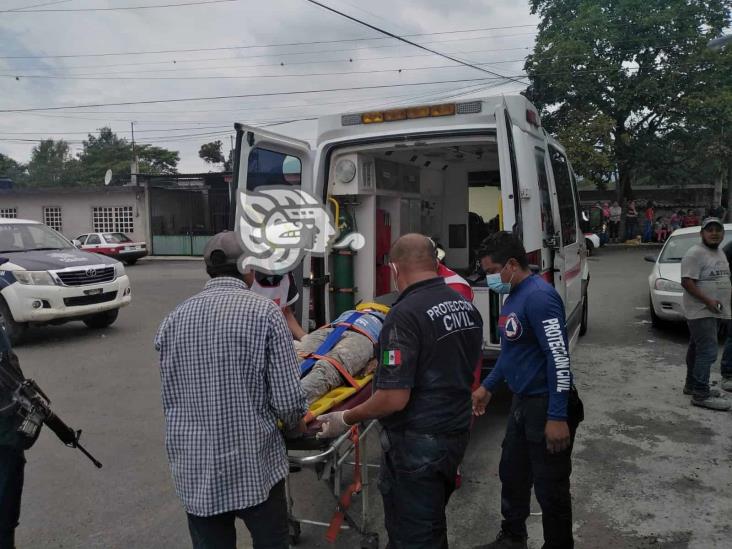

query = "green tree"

[0,153,27,184]
[76,127,179,185]
[525,0,732,200]
[26,139,73,186]
[198,140,232,171]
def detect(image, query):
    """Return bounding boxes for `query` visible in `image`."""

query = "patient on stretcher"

[294,305,386,404]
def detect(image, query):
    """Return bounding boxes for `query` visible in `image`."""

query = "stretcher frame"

[285,419,380,549]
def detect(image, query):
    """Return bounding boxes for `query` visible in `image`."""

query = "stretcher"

[285,384,380,548]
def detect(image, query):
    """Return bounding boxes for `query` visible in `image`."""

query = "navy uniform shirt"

[482,275,572,420]
[375,277,483,434]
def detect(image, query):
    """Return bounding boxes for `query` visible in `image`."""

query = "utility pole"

[130,121,138,186]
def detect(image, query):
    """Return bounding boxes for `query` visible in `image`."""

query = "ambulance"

[231,94,589,362]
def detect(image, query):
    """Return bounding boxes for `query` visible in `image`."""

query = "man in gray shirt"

[680,217,732,411]
[155,231,307,548]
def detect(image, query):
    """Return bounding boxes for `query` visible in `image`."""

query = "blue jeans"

[642,220,653,242]
[378,429,469,549]
[499,391,583,549]
[186,479,289,549]
[718,320,732,379]
[686,318,720,399]
[625,219,638,240]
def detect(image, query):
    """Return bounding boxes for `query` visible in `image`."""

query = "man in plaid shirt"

[155,231,307,548]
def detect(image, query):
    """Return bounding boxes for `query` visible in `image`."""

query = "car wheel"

[579,293,589,336]
[649,295,664,328]
[585,239,594,256]
[0,298,27,345]
[124,258,137,266]
[83,309,119,329]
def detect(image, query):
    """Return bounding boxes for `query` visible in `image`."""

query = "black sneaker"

[473,531,528,549]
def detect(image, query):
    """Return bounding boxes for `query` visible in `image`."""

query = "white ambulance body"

[232,94,589,361]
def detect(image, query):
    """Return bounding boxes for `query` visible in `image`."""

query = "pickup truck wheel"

[579,293,589,336]
[83,309,119,329]
[124,258,137,266]
[0,298,27,345]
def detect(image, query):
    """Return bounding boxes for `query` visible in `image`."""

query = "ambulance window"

[534,149,555,238]
[247,148,301,190]
[549,147,577,245]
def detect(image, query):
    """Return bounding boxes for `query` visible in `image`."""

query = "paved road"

[14,248,732,548]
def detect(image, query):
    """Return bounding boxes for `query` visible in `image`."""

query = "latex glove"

[316,411,350,439]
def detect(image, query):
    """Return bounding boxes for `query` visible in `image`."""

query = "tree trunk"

[727,161,732,222]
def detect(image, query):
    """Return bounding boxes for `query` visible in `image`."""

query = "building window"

[0,208,17,219]
[92,206,134,234]
[43,207,63,232]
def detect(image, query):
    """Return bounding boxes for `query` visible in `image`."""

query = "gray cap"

[701,217,724,230]
[203,231,243,269]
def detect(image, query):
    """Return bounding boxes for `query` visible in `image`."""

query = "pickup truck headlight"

[13,270,56,286]
[654,278,683,292]
[114,262,125,278]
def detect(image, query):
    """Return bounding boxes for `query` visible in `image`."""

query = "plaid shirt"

[155,277,306,516]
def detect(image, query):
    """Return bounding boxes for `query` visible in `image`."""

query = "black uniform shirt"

[375,277,483,434]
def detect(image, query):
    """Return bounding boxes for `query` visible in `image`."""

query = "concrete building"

[0,185,148,243]
[0,172,233,255]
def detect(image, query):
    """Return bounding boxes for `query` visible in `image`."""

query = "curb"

[140,256,203,262]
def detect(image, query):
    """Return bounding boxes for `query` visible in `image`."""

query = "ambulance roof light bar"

[341,101,482,126]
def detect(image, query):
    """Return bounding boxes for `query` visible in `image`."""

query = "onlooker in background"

[709,203,725,220]
[680,218,732,411]
[155,231,307,548]
[600,202,611,245]
[654,216,669,243]
[609,201,622,243]
[718,237,732,394]
[625,200,638,241]
[589,202,602,233]
[670,211,682,233]
[684,210,699,228]
[643,201,655,243]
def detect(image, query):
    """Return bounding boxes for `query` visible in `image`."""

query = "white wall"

[0,188,148,242]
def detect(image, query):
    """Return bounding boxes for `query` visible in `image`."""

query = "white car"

[646,224,732,325]
[0,219,132,343]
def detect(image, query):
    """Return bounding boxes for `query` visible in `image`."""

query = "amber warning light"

[341,101,481,126]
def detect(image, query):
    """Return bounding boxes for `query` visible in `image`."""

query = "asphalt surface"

[14,247,732,548]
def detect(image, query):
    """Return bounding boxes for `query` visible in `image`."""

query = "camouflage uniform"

[295,330,374,404]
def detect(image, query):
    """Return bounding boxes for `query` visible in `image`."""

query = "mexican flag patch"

[383,350,401,366]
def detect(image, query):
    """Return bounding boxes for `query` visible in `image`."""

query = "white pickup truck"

[0,218,132,344]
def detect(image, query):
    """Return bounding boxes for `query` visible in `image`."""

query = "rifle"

[0,353,102,468]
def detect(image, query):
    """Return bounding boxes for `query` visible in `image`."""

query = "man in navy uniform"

[318,233,483,548]
[473,232,583,549]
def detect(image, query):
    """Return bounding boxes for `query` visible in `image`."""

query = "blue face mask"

[486,265,514,294]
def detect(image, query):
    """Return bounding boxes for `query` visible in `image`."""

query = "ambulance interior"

[326,135,504,345]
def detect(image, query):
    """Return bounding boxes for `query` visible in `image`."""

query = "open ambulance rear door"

[231,124,315,328]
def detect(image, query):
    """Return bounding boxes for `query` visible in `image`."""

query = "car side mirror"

[644,255,658,263]
[72,239,81,248]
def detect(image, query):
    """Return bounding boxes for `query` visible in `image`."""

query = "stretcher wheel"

[288,519,301,545]
[360,532,379,549]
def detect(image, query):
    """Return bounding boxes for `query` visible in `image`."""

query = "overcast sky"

[0,0,539,175]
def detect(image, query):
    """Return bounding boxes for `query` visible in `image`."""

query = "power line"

[6,0,71,12]
[0,76,523,113]
[0,25,537,60]
[0,0,239,13]
[301,0,529,86]
[3,60,529,81]
[6,47,532,76]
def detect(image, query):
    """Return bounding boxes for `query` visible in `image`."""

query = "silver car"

[646,225,732,325]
